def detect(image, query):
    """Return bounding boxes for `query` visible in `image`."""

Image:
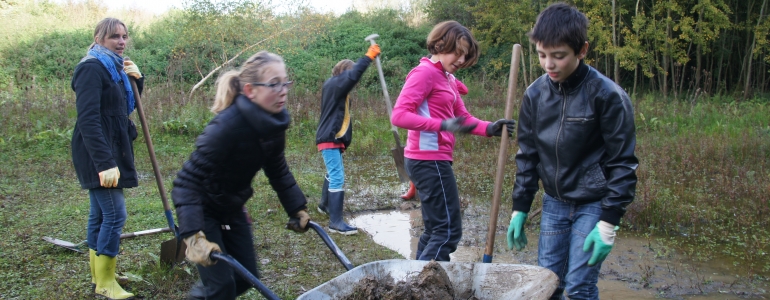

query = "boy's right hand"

[440,117,477,134]
[506,211,528,251]
[184,231,222,266]
[366,44,381,60]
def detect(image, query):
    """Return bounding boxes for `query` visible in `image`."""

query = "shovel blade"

[160,237,186,265]
[391,146,409,183]
[42,237,86,253]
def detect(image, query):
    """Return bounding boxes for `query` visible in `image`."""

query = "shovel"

[42,227,172,253]
[129,76,186,265]
[364,33,410,183]
[483,44,522,263]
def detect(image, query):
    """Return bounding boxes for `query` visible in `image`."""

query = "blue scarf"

[86,44,135,115]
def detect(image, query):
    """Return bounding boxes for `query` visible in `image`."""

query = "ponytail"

[210,51,284,114]
[211,70,241,114]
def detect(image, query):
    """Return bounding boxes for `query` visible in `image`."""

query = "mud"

[340,261,473,300]
[349,201,770,300]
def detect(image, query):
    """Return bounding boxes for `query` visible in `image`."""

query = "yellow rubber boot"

[90,249,128,292]
[90,249,97,290]
[94,254,134,299]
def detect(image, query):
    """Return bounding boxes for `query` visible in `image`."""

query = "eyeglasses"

[251,81,293,93]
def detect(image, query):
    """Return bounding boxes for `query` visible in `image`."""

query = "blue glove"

[506,211,528,251]
[583,221,619,266]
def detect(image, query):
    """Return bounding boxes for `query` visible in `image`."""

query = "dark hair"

[527,2,588,55]
[426,21,479,68]
[332,59,354,77]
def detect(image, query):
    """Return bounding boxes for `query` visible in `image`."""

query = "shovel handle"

[483,44,522,263]
[308,221,354,271]
[210,252,280,300]
[129,78,177,234]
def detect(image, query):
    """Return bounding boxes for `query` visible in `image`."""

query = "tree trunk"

[612,0,620,84]
[695,4,704,90]
[744,0,768,100]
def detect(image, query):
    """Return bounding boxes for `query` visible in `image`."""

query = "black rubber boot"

[317,177,329,215]
[327,191,357,235]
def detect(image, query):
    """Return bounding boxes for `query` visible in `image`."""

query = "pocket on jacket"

[581,164,607,192]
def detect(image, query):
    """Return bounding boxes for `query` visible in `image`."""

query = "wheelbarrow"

[296,260,558,300]
[216,221,558,299]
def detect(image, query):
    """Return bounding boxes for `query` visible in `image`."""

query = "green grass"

[1,80,769,298]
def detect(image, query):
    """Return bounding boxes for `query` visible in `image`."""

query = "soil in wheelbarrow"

[340,260,478,300]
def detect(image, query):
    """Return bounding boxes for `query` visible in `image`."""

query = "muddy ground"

[342,185,769,300]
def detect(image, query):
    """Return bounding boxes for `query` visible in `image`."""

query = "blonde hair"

[426,21,479,69]
[211,51,285,114]
[332,59,354,76]
[90,18,127,49]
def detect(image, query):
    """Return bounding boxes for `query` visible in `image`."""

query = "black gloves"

[440,117,477,134]
[486,119,516,137]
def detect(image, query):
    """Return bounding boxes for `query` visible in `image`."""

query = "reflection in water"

[350,211,417,259]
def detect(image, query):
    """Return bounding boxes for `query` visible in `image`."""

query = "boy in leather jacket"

[505,3,638,299]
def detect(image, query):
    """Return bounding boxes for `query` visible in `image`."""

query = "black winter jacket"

[71,58,143,189]
[315,56,372,148]
[512,61,638,225]
[172,95,308,238]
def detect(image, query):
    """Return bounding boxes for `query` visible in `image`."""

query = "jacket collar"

[235,94,290,136]
[421,57,451,76]
[548,60,589,93]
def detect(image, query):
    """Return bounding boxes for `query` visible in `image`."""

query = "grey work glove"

[486,119,516,137]
[440,117,477,134]
[183,231,222,266]
[286,209,310,233]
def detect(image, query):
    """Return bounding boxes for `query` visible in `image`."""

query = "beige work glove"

[123,60,142,79]
[183,231,222,266]
[286,209,310,233]
[98,167,120,188]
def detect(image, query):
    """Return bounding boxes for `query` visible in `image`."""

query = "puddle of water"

[350,208,769,299]
[350,211,418,259]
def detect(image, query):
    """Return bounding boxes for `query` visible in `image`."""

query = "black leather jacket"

[172,95,307,238]
[511,61,638,225]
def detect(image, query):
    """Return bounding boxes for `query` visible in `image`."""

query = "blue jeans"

[538,194,602,300]
[87,188,127,257]
[321,149,345,191]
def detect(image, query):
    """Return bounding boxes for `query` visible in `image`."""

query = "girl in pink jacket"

[391,21,515,261]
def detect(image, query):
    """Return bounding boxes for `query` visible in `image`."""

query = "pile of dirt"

[340,261,479,300]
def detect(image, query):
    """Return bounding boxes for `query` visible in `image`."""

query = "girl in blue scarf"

[71,17,143,299]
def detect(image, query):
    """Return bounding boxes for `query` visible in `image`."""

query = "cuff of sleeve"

[599,208,623,226]
[287,205,308,217]
[512,201,532,214]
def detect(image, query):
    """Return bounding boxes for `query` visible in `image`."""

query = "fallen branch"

[188,25,297,99]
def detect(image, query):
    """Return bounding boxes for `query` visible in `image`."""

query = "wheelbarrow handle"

[308,221,354,271]
[209,252,280,300]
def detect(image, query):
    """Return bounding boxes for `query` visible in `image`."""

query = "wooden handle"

[483,44,522,263]
[129,78,174,217]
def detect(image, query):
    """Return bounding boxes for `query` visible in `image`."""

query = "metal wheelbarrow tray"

[297,259,559,300]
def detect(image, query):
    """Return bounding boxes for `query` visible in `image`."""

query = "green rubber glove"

[582,221,619,266]
[506,211,528,251]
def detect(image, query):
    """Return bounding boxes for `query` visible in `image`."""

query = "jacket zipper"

[555,82,567,199]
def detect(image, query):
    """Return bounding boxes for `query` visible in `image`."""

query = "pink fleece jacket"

[391,57,491,161]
